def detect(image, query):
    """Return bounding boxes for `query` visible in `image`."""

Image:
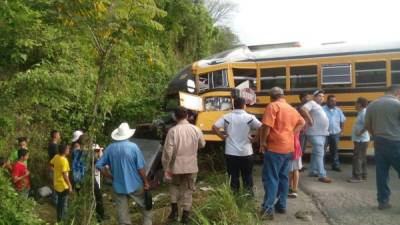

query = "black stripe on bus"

[253,101,356,107]
[251,111,358,117]
[256,87,386,96]
[203,130,353,141]
[239,48,400,62]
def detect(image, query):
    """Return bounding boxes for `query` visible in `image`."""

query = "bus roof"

[195,41,400,68]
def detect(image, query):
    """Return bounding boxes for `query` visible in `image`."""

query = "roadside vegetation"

[0,0,240,224]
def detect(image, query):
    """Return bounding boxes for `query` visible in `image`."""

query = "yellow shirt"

[50,154,70,192]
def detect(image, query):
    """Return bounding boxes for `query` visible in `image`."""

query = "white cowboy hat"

[111,122,135,141]
[71,130,84,142]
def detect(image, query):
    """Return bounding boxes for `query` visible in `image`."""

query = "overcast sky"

[228,0,400,46]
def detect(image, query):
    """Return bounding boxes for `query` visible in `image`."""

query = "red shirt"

[12,161,30,190]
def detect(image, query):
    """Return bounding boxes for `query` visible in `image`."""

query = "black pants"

[326,134,340,168]
[225,154,254,192]
[94,180,105,220]
[56,190,69,222]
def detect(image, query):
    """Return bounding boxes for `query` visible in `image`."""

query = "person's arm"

[356,111,368,136]
[162,130,175,172]
[340,109,346,133]
[356,128,368,136]
[300,107,313,127]
[212,117,228,140]
[249,117,262,143]
[138,168,150,190]
[293,116,306,134]
[364,108,373,135]
[260,125,271,150]
[260,105,276,151]
[62,171,73,193]
[95,148,112,179]
[198,130,206,149]
[212,125,227,140]
[12,169,30,183]
[135,149,149,190]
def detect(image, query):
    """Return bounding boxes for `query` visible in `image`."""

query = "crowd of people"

[0,130,106,223]
[1,85,400,224]
[211,85,400,220]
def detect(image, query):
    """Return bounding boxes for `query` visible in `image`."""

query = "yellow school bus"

[176,41,400,151]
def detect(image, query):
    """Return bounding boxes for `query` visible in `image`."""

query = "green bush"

[193,183,261,225]
[0,171,44,225]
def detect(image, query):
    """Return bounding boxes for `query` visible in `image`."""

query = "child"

[9,137,28,166]
[348,97,370,183]
[11,149,31,198]
[50,144,73,222]
[288,132,303,198]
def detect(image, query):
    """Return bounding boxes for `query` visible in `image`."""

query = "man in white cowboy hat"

[96,122,151,225]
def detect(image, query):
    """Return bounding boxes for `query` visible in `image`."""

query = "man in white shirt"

[300,90,332,183]
[212,98,262,193]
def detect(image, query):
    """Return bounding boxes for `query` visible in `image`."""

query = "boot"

[181,210,190,224]
[168,203,178,221]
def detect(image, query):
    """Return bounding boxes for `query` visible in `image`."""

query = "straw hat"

[111,122,135,141]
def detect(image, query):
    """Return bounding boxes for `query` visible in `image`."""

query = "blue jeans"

[56,190,69,222]
[262,151,292,213]
[326,134,340,168]
[308,135,327,178]
[374,136,400,204]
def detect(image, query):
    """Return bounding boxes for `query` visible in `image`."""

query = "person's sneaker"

[378,203,392,210]
[318,177,333,183]
[332,167,342,172]
[274,206,287,214]
[288,190,298,198]
[308,173,318,177]
[261,211,274,220]
[347,178,363,183]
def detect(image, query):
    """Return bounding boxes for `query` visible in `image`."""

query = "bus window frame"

[289,64,319,90]
[390,59,400,85]
[231,67,258,90]
[354,60,387,88]
[197,69,229,92]
[259,66,287,90]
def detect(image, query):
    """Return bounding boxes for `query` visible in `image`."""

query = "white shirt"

[214,109,262,156]
[302,100,329,136]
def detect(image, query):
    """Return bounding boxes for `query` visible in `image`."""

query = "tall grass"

[193,183,261,225]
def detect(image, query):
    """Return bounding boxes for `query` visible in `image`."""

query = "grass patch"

[193,182,262,225]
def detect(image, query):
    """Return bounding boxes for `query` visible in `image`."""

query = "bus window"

[290,65,317,89]
[204,97,232,111]
[355,61,386,87]
[391,60,400,84]
[199,69,229,91]
[260,67,286,90]
[232,68,257,90]
[321,64,352,87]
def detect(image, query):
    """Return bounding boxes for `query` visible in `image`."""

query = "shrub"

[0,170,44,225]
[193,183,261,225]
